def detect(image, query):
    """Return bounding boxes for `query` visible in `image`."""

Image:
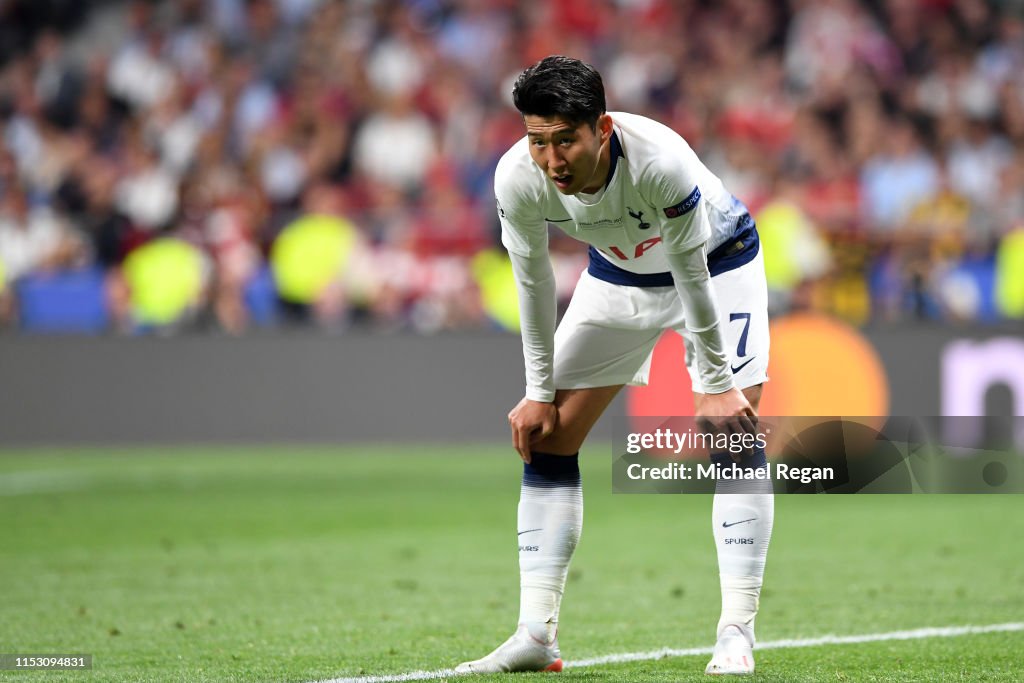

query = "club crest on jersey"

[663,186,701,218]
[628,207,651,230]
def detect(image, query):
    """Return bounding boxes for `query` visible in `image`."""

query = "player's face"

[524,114,612,195]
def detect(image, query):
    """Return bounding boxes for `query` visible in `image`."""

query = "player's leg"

[456,385,621,674]
[703,384,770,675]
[517,276,663,653]
[532,385,623,454]
[683,251,772,675]
[458,272,665,674]
[517,384,620,637]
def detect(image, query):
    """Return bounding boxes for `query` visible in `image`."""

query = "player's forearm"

[664,245,735,394]
[509,251,557,402]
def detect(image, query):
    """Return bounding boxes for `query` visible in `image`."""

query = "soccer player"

[455,56,773,676]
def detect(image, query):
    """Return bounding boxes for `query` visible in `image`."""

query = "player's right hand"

[508,398,557,464]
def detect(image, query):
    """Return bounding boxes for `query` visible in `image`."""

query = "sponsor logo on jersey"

[663,186,701,218]
[602,237,663,260]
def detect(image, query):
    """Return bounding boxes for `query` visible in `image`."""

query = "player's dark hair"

[512,56,606,130]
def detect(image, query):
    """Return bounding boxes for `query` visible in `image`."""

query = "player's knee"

[743,384,763,412]
[695,383,764,414]
[533,423,587,455]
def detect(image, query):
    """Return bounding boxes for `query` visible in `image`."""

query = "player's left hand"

[697,387,757,442]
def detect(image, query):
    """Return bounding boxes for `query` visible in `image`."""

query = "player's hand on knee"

[508,398,557,464]
[697,388,757,457]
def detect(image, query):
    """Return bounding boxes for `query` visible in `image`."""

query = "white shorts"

[553,249,769,394]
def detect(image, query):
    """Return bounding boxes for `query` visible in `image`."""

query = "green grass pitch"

[1,446,1022,682]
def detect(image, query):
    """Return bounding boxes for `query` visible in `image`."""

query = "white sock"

[712,454,774,639]
[517,452,582,644]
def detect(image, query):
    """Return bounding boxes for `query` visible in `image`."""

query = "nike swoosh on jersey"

[518,528,543,536]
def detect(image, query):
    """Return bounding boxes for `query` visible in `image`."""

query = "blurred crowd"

[1,0,1023,334]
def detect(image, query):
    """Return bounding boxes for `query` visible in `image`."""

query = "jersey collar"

[603,130,623,189]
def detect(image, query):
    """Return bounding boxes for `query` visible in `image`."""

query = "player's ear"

[597,114,612,142]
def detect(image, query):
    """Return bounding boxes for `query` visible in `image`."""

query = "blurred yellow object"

[0,258,6,294]
[996,228,1024,319]
[907,190,969,237]
[122,238,204,325]
[827,273,871,326]
[471,248,519,332]
[756,199,829,291]
[270,214,357,304]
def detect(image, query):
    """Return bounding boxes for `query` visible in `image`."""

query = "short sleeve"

[642,152,711,254]
[495,145,548,257]
[497,198,547,257]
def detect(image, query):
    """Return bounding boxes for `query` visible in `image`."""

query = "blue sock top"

[523,451,580,488]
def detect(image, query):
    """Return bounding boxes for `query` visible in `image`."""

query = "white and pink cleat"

[455,624,563,674]
[705,623,755,675]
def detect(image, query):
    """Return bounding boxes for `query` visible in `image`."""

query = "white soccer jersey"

[496,112,752,277]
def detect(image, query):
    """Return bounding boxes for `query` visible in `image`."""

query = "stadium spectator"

[859,116,941,231]
[0,0,1023,333]
[0,184,83,282]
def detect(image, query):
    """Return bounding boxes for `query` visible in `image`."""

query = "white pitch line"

[314,621,1024,683]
